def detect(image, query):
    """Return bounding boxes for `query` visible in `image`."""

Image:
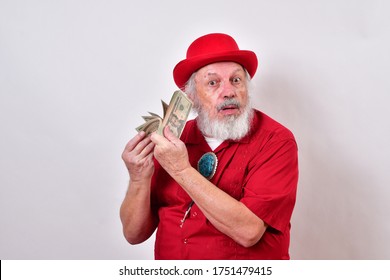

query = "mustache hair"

[196,96,253,141]
[217,99,241,111]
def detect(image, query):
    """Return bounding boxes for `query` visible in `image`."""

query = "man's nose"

[221,81,237,99]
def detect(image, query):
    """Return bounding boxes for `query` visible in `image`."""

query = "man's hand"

[121,131,158,244]
[122,131,155,183]
[151,126,191,177]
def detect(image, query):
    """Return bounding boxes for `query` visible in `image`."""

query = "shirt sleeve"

[240,137,299,233]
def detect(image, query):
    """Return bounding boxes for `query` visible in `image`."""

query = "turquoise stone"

[197,152,218,180]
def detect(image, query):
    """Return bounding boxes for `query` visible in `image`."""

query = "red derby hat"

[173,33,258,89]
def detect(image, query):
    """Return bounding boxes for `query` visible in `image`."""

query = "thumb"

[163,126,180,143]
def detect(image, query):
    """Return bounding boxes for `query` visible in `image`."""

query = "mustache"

[217,99,241,111]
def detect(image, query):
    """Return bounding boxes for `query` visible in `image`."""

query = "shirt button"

[192,211,198,217]
[183,238,188,244]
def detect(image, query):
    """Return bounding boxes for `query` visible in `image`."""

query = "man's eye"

[208,80,217,86]
[232,77,241,83]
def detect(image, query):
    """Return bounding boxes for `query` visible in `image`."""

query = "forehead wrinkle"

[199,67,245,79]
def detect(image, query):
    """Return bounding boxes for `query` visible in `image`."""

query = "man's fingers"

[163,126,177,141]
[124,131,147,152]
[122,132,155,167]
[163,126,185,149]
[139,140,155,158]
[150,131,167,145]
[151,127,180,145]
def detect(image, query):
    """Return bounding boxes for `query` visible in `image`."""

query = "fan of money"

[136,90,193,138]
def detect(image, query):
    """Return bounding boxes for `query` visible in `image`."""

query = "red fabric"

[150,110,298,259]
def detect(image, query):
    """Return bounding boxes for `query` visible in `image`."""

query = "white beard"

[194,98,254,141]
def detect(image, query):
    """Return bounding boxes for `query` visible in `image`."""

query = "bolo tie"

[180,152,218,227]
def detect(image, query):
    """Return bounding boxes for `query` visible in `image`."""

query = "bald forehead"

[197,62,245,74]
[195,62,245,77]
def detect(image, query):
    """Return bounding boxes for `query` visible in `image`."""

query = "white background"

[1,0,389,259]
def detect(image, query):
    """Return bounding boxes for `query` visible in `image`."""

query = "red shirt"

[150,110,298,259]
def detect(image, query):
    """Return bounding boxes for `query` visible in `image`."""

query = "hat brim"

[173,50,258,89]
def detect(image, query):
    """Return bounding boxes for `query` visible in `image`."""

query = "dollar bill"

[136,90,192,137]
